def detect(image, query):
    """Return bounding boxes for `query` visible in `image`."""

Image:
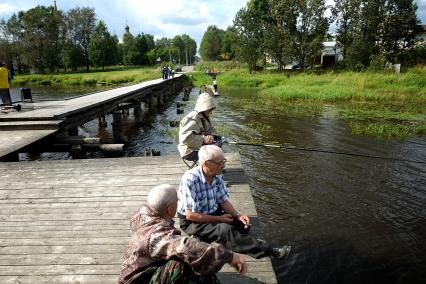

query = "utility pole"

[185,47,188,65]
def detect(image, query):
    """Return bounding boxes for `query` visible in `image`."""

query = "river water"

[10,85,426,283]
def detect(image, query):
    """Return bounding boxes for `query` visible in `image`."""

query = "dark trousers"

[0,89,11,105]
[179,208,269,259]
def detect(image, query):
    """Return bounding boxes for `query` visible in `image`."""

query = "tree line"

[0,5,197,74]
[199,0,423,72]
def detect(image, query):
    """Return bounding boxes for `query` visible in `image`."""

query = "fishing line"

[225,141,426,165]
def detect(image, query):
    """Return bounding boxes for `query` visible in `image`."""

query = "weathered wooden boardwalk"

[0,153,277,283]
[0,75,184,159]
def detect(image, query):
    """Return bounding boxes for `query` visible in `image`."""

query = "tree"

[172,35,185,64]
[221,26,238,60]
[65,7,96,71]
[332,0,362,67]
[181,34,197,65]
[88,21,118,68]
[293,0,329,69]
[265,0,298,70]
[61,40,84,71]
[199,25,224,61]
[0,15,25,73]
[233,7,263,72]
[381,0,419,63]
[18,5,65,73]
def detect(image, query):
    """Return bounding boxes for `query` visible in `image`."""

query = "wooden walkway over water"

[0,75,184,159]
[0,153,277,283]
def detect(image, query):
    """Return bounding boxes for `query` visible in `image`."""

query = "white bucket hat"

[194,92,217,113]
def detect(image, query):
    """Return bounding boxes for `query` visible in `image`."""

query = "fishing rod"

[225,140,426,165]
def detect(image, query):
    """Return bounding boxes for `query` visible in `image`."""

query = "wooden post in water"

[112,111,122,142]
[97,115,107,128]
[68,127,78,136]
[134,102,142,123]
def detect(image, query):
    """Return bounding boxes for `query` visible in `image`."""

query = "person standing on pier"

[213,76,218,95]
[0,62,12,105]
[119,184,247,284]
[177,145,292,260]
[178,92,220,162]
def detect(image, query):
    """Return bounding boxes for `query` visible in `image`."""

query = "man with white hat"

[178,92,218,162]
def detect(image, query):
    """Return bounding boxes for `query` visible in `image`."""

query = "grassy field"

[191,65,426,138]
[12,67,161,86]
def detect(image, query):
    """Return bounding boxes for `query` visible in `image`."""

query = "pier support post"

[68,127,78,136]
[97,115,107,128]
[112,111,123,142]
[134,102,142,123]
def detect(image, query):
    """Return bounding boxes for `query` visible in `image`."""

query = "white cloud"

[0,3,15,14]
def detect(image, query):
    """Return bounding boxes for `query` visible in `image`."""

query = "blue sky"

[1,0,425,49]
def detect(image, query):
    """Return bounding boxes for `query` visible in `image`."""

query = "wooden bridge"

[0,75,185,161]
[0,153,277,283]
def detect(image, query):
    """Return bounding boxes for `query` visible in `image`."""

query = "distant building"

[316,41,343,68]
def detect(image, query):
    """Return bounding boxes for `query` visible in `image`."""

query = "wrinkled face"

[204,152,227,176]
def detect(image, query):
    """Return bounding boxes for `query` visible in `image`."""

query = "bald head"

[147,184,178,215]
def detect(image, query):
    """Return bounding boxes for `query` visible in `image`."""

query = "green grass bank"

[191,65,426,138]
[12,67,161,86]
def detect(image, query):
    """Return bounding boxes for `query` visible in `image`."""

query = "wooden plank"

[0,130,56,157]
[0,154,277,283]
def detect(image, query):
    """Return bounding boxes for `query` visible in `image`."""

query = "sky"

[0,0,425,49]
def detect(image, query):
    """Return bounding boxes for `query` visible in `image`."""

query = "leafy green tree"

[199,25,224,60]
[266,0,298,70]
[61,40,84,71]
[172,35,185,64]
[0,15,25,73]
[381,0,419,63]
[65,7,96,71]
[233,7,263,72]
[181,34,197,65]
[293,0,329,69]
[88,21,118,68]
[17,5,65,73]
[332,0,362,67]
[221,26,238,60]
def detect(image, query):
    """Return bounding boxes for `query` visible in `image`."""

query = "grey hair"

[198,145,223,165]
[147,184,178,214]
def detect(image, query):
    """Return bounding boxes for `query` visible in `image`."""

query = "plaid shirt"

[178,166,229,215]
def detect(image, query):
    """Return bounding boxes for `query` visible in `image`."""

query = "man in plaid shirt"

[178,145,291,259]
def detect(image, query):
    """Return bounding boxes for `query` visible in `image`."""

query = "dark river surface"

[10,85,426,283]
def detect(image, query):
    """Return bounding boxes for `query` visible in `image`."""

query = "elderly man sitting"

[178,145,292,260]
[119,184,247,284]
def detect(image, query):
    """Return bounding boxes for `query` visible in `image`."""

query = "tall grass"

[192,65,425,138]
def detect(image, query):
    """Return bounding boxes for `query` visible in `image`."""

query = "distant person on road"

[0,62,12,105]
[118,184,247,284]
[178,92,220,162]
[178,145,292,260]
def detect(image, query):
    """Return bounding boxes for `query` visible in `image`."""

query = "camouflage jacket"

[118,206,233,284]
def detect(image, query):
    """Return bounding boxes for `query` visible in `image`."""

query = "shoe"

[269,245,291,259]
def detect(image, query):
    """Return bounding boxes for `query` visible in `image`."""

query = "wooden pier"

[0,153,277,283]
[0,75,185,160]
